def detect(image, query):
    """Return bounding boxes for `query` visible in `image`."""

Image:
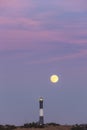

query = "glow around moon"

[50,74,59,83]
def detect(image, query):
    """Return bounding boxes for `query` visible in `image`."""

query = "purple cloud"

[0,0,87,64]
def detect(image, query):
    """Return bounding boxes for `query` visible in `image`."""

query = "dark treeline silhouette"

[19,122,60,128]
[0,123,87,130]
[0,122,54,129]
[0,125,16,130]
[21,122,43,128]
[71,124,87,130]
[46,122,60,126]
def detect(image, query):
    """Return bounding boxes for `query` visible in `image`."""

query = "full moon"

[50,74,59,83]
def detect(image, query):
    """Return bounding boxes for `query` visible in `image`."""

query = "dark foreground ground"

[15,125,71,130]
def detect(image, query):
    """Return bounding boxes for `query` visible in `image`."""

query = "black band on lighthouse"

[39,101,43,108]
[39,116,44,125]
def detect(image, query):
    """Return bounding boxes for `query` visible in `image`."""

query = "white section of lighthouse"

[39,97,44,125]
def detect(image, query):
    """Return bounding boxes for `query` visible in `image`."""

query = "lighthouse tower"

[39,97,44,125]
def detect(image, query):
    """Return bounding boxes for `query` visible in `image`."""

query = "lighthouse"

[39,97,44,125]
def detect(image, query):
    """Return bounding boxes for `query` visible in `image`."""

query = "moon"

[50,74,59,83]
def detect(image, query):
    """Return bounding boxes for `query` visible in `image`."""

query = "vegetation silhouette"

[0,123,86,130]
[71,124,87,130]
[0,124,16,130]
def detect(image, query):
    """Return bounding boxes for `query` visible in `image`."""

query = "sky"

[0,0,87,125]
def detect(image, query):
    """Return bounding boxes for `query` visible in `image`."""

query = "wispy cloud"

[25,48,87,65]
[54,0,87,12]
[0,0,87,64]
